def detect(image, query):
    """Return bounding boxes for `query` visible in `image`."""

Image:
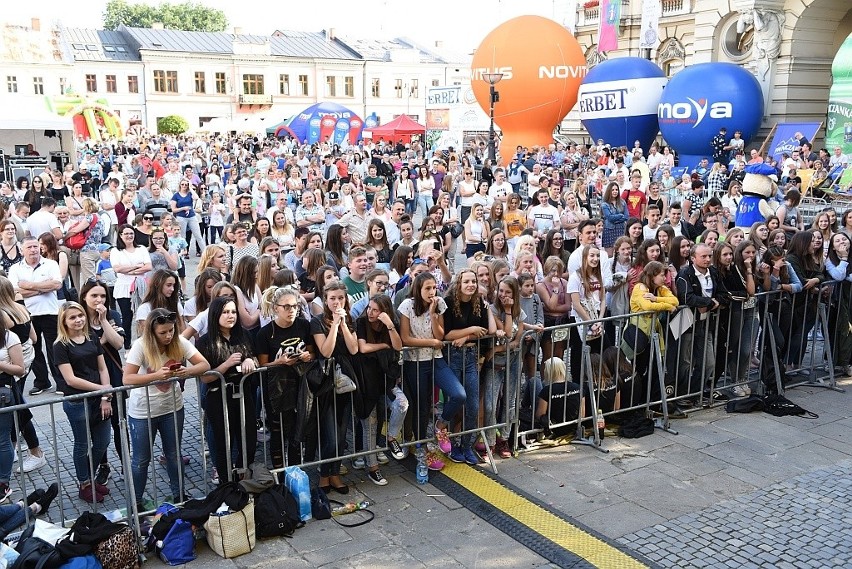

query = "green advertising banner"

[826,31,852,155]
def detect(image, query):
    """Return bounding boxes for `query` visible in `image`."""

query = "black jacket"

[676,263,729,312]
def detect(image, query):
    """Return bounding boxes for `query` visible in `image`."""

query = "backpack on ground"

[254,484,303,539]
[11,537,63,569]
[763,393,818,418]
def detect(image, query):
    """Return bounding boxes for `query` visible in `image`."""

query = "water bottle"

[596,409,606,440]
[415,444,428,484]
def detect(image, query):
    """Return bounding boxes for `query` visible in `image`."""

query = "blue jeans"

[482,351,520,447]
[417,194,434,218]
[403,358,465,442]
[63,399,111,484]
[129,409,184,502]
[446,346,480,448]
[0,410,13,484]
[0,504,25,535]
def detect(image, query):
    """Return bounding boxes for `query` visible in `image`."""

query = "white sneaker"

[730,385,750,398]
[21,453,47,473]
[352,457,365,470]
[376,452,389,465]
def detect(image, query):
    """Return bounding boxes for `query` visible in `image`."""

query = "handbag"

[92,526,138,569]
[65,214,98,250]
[333,364,356,395]
[203,500,255,559]
[310,486,331,521]
[620,323,650,361]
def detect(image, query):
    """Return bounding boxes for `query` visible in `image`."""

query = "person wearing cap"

[325,188,346,227]
[95,244,117,294]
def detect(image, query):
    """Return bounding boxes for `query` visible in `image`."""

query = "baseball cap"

[97,243,111,252]
[327,191,339,201]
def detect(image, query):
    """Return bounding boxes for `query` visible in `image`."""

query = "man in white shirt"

[8,237,62,395]
[385,200,405,246]
[334,193,373,245]
[25,198,63,242]
[488,169,513,204]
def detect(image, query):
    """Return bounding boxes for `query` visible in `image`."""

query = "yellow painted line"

[441,460,648,569]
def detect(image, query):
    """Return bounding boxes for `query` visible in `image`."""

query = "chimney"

[151,22,164,30]
[326,28,335,41]
[233,26,244,35]
[434,40,443,48]
[31,17,41,32]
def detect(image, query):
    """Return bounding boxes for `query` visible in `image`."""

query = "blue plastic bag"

[58,555,102,569]
[283,466,312,522]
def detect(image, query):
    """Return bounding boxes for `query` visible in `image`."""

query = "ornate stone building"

[567,0,852,146]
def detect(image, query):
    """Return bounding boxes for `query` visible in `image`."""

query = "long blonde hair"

[198,244,227,274]
[56,302,90,346]
[0,276,30,324]
[139,308,184,370]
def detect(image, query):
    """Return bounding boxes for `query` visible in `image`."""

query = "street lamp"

[482,72,503,163]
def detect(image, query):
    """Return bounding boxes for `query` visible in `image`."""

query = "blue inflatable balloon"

[657,63,763,169]
[281,102,364,144]
[578,58,667,152]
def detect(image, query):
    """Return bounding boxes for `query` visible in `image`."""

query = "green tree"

[157,115,189,135]
[103,0,227,32]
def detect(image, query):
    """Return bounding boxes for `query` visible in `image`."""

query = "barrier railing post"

[570,341,608,454]
[649,324,678,435]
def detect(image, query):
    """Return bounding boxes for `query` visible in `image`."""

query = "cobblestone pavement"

[617,461,852,568]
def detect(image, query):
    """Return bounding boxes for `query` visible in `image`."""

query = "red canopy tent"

[365,114,425,143]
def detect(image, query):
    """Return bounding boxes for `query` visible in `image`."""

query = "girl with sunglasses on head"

[123,308,209,507]
[53,302,113,503]
[79,279,125,487]
[197,296,258,483]
[257,286,316,469]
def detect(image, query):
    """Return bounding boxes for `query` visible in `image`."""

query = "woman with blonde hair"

[270,209,295,252]
[0,276,44,473]
[511,234,544,280]
[54,302,112,502]
[198,243,230,280]
[123,308,209,506]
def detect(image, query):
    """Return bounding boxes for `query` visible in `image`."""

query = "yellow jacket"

[629,284,679,352]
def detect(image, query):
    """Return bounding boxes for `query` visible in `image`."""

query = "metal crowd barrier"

[0,286,847,546]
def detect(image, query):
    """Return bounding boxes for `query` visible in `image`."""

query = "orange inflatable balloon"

[471,16,586,165]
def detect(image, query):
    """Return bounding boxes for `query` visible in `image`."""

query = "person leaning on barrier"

[628,261,679,408]
[256,286,316,469]
[823,233,852,377]
[674,243,727,407]
[785,230,826,374]
[79,279,125,487]
[196,296,257,484]
[311,281,359,495]
[122,308,210,507]
[53,302,113,504]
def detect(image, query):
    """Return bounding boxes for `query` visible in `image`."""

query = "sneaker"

[434,422,452,454]
[387,439,406,461]
[462,447,482,466]
[94,482,110,495]
[730,385,750,398]
[94,463,111,485]
[426,451,445,471]
[352,457,365,470]
[0,484,11,503]
[448,447,466,464]
[496,439,512,459]
[367,470,388,486]
[210,467,219,485]
[21,453,47,473]
[35,483,58,515]
[28,387,47,396]
[376,452,389,465]
[25,488,44,507]
[79,485,104,504]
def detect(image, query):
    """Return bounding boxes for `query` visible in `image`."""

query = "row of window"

[6,72,441,98]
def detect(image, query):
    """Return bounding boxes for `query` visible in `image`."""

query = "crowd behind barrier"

[0,131,849,557]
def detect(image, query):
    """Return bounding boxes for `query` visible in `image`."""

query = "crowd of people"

[0,130,847,516]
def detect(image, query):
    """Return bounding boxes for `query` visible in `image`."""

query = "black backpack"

[11,536,63,569]
[254,484,303,538]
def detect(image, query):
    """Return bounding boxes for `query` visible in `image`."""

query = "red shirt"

[621,189,647,219]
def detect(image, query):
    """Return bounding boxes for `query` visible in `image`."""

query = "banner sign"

[597,0,622,53]
[767,122,822,162]
[639,0,661,49]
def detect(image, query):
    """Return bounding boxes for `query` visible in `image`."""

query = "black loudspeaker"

[44,130,57,138]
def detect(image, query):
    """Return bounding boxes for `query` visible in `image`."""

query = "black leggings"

[204,384,257,482]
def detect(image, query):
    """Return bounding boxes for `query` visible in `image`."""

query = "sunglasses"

[153,312,178,325]
[143,216,154,221]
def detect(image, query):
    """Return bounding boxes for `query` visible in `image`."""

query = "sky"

[20,0,575,55]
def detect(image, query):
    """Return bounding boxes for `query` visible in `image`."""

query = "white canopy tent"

[0,97,75,157]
